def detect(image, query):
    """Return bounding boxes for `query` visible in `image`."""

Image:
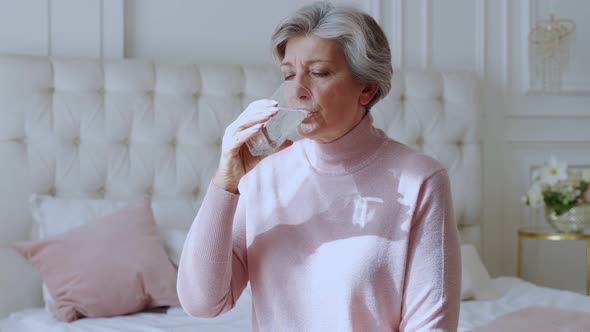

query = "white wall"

[1,0,589,294]
[123,0,382,63]
[0,0,123,57]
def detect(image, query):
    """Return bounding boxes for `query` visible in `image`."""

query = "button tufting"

[48,187,56,196]
[146,187,153,195]
[192,187,200,198]
[170,139,177,147]
[415,136,424,146]
[73,137,80,145]
[97,186,105,195]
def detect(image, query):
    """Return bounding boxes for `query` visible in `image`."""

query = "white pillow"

[41,283,55,313]
[460,244,498,301]
[30,194,198,239]
[161,228,187,268]
[30,194,197,310]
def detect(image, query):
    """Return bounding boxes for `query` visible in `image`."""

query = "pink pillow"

[11,197,179,322]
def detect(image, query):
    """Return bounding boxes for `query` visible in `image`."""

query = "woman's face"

[281,34,377,144]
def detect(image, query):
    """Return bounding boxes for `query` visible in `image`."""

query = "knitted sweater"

[177,113,461,331]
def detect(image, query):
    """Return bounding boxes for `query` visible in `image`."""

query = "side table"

[517,226,590,295]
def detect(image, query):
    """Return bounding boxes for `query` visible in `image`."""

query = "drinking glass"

[246,81,315,156]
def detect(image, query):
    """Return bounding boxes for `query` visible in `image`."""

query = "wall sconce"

[529,14,576,93]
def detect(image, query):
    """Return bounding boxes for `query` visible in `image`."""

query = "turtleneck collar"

[302,112,387,176]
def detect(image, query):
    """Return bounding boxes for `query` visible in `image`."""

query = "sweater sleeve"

[176,180,249,318]
[399,169,461,332]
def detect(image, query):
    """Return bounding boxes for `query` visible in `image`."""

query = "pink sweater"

[177,113,461,331]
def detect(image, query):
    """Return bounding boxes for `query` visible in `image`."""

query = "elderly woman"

[177,2,460,331]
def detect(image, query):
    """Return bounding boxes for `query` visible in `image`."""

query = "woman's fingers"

[221,98,280,157]
[215,99,279,191]
[236,99,278,120]
[231,123,264,149]
[235,107,278,131]
[248,99,278,109]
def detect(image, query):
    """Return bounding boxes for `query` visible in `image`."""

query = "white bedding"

[459,277,590,331]
[2,277,589,332]
[0,290,253,332]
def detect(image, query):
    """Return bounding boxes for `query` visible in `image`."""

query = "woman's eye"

[283,74,294,80]
[312,71,329,77]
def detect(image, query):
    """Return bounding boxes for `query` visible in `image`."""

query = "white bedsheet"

[459,277,590,331]
[0,307,251,332]
[0,290,252,332]
[2,277,589,332]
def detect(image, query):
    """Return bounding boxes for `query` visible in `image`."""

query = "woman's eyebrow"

[280,59,334,67]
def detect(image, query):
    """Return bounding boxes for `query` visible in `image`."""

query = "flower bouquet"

[522,157,590,233]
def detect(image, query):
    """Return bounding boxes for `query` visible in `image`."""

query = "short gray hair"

[271,1,393,110]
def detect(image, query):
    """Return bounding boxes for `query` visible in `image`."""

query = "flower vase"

[544,204,590,234]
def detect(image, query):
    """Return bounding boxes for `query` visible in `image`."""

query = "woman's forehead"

[282,35,344,66]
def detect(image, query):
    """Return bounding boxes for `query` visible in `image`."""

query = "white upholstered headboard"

[0,54,481,317]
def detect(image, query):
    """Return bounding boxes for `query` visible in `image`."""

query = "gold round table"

[518,226,590,295]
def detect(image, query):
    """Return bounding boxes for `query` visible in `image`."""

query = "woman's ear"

[359,83,379,106]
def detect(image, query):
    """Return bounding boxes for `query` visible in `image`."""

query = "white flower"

[539,156,568,186]
[525,185,544,208]
[582,168,590,182]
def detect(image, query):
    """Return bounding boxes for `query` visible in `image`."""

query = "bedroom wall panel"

[0,0,48,56]
[507,0,590,120]
[431,0,478,73]
[0,0,123,57]
[50,0,102,56]
[521,0,590,95]
[123,0,376,64]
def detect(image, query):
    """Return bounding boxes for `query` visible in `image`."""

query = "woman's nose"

[283,80,313,109]
[295,84,311,100]
[291,77,311,97]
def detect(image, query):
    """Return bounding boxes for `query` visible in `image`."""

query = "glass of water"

[246,81,316,156]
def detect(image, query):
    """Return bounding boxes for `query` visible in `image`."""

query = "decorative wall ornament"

[528,14,576,93]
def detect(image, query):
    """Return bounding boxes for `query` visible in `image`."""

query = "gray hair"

[271,1,393,110]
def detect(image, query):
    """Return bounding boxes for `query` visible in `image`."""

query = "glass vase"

[544,204,590,234]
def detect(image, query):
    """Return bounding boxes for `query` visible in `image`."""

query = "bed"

[2,277,590,332]
[0,54,588,331]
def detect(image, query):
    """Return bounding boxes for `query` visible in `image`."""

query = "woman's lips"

[301,111,317,123]
[304,111,317,120]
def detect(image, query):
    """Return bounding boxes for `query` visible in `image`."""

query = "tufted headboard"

[0,54,481,317]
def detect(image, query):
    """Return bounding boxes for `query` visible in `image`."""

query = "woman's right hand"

[212,99,292,193]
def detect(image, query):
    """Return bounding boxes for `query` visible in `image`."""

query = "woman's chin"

[296,123,317,139]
